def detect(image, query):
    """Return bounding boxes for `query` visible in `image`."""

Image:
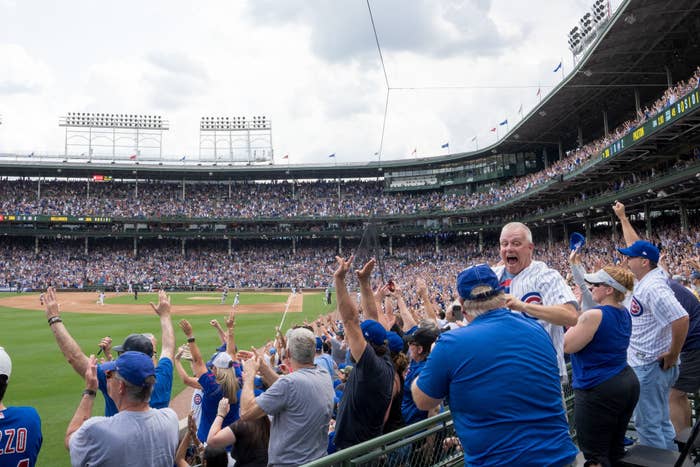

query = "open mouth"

[506,256,518,265]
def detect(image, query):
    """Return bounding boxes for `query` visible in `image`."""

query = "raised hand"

[150,289,171,316]
[334,255,354,280]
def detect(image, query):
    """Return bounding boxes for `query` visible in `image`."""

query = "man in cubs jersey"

[493,222,579,382]
[0,347,43,467]
[614,201,688,449]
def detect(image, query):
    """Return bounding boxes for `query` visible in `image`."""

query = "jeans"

[632,361,679,450]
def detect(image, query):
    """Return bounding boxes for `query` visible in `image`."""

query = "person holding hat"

[66,351,179,467]
[0,346,43,467]
[43,287,176,417]
[614,201,689,449]
[564,265,639,466]
[333,256,395,450]
[412,264,577,466]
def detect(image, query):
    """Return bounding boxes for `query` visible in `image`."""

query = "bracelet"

[82,389,97,398]
[216,414,226,419]
[187,337,196,343]
[48,316,63,326]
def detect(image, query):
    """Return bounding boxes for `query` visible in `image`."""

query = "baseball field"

[0,290,335,467]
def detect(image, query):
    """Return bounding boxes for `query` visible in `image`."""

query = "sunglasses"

[588,283,607,288]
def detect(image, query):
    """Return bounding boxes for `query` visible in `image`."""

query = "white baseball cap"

[0,347,12,380]
[211,352,233,369]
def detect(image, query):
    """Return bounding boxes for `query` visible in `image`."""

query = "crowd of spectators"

[1,68,697,222]
[1,221,698,301]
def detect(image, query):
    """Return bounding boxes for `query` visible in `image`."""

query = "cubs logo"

[193,393,202,406]
[500,278,512,294]
[629,297,644,317]
[519,292,542,320]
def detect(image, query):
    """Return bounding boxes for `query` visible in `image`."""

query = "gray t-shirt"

[330,337,346,366]
[256,366,335,466]
[69,408,179,467]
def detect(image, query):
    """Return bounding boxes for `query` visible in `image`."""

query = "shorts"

[673,348,700,393]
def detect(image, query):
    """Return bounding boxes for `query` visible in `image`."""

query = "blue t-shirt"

[401,359,428,425]
[571,305,631,390]
[0,406,43,467]
[197,372,241,443]
[417,308,577,467]
[314,353,335,381]
[97,357,173,417]
[668,280,700,352]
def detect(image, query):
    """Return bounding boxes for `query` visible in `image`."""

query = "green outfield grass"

[0,291,334,466]
[104,291,287,306]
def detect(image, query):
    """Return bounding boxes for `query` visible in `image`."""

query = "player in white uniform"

[233,292,240,308]
[493,222,579,382]
[614,201,688,449]
[97,290,105,306]
[220,287,228,305]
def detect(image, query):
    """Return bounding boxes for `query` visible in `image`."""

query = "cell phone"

[452,305,463,321]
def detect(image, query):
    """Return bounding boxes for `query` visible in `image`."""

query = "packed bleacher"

[0,67,697,222]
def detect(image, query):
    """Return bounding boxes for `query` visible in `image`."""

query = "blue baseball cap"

[386,331,404,354]
[569,232,585,251]
[617,240,660,263]
[315,337,323,351]
[457,264,502,300]
[360,320,387,346]
[101,351,155,386]
[691,271,700,280]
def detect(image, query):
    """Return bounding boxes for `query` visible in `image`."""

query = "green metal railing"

[303,367,576,467]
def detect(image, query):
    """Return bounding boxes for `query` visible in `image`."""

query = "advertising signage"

[602,88,700,160]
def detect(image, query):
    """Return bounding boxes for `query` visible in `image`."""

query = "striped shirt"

[625,268,688,367]
[494,261,578,379]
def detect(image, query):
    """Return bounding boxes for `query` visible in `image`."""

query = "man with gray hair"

[493,221,579,382]
[66,351,179,466]
[239,326,335,465]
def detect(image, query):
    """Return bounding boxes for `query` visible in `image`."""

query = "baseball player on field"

[493,222,580,383]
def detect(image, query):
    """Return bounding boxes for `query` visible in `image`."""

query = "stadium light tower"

[568,0,611,62]
[198,115,274,165]
[59,112,169,163]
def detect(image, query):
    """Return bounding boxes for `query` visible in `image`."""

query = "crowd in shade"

[1,221,698,301]
[0,68,698,222]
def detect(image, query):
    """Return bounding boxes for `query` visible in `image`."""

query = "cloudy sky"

[0,0,620,164]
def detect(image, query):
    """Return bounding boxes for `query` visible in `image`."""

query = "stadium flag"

[129,154,137,160]
[553,62,562,72]
[179,155,186,161]
[471,136,477,142]
[518,104,523,115]
[490,127,496,132]
[536,87,541,97]
[282,154,289,159]
[328,153,336,158]
[27,152,34,158]
[411,148,417,156]
[441,142,449,149]
[499,119,508,126]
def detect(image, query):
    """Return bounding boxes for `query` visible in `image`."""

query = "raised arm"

[395,285,417,331]
[415,278,438,324]
[178,319,207,377]
[356,258,379,321]
[150,289,175,360]
[173,347,202,389]
[613,201,641,246]
[225,309,236,360]
[65,355,98,449]
[45,287,90,378]
[335,255,367,362]
[210,319,227,345]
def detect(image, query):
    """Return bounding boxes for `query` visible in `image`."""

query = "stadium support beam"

[84,237,88,255]
[679,202,688,233]
[182,178,185,201]
[35,237,39,255]
[228,239,232,256]
[543,147,549,168]
[292,238,296,255]
[37,179,41,199]
[603,110,609,137]
[634,89,641,113]
[181,239,185,256]
[665,66,673,88]
[389,236,393,256]
[478,230,484,253]
[338,237,342,255]
[577,126,584,148]
[611,215,617,242]
[133,237,138,256]
[563,223,568,245]
[435,236,439,253]
[547,225,553,248]
[644,203,651,238]
[585,220,592,240]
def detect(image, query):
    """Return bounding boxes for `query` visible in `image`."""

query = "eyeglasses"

[105,370,114,379]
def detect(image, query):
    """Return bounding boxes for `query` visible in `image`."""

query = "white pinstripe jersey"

[494,261,578,379]
[625,267,688,367]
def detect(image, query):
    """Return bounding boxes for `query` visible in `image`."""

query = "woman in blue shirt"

[565,264,639,467]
